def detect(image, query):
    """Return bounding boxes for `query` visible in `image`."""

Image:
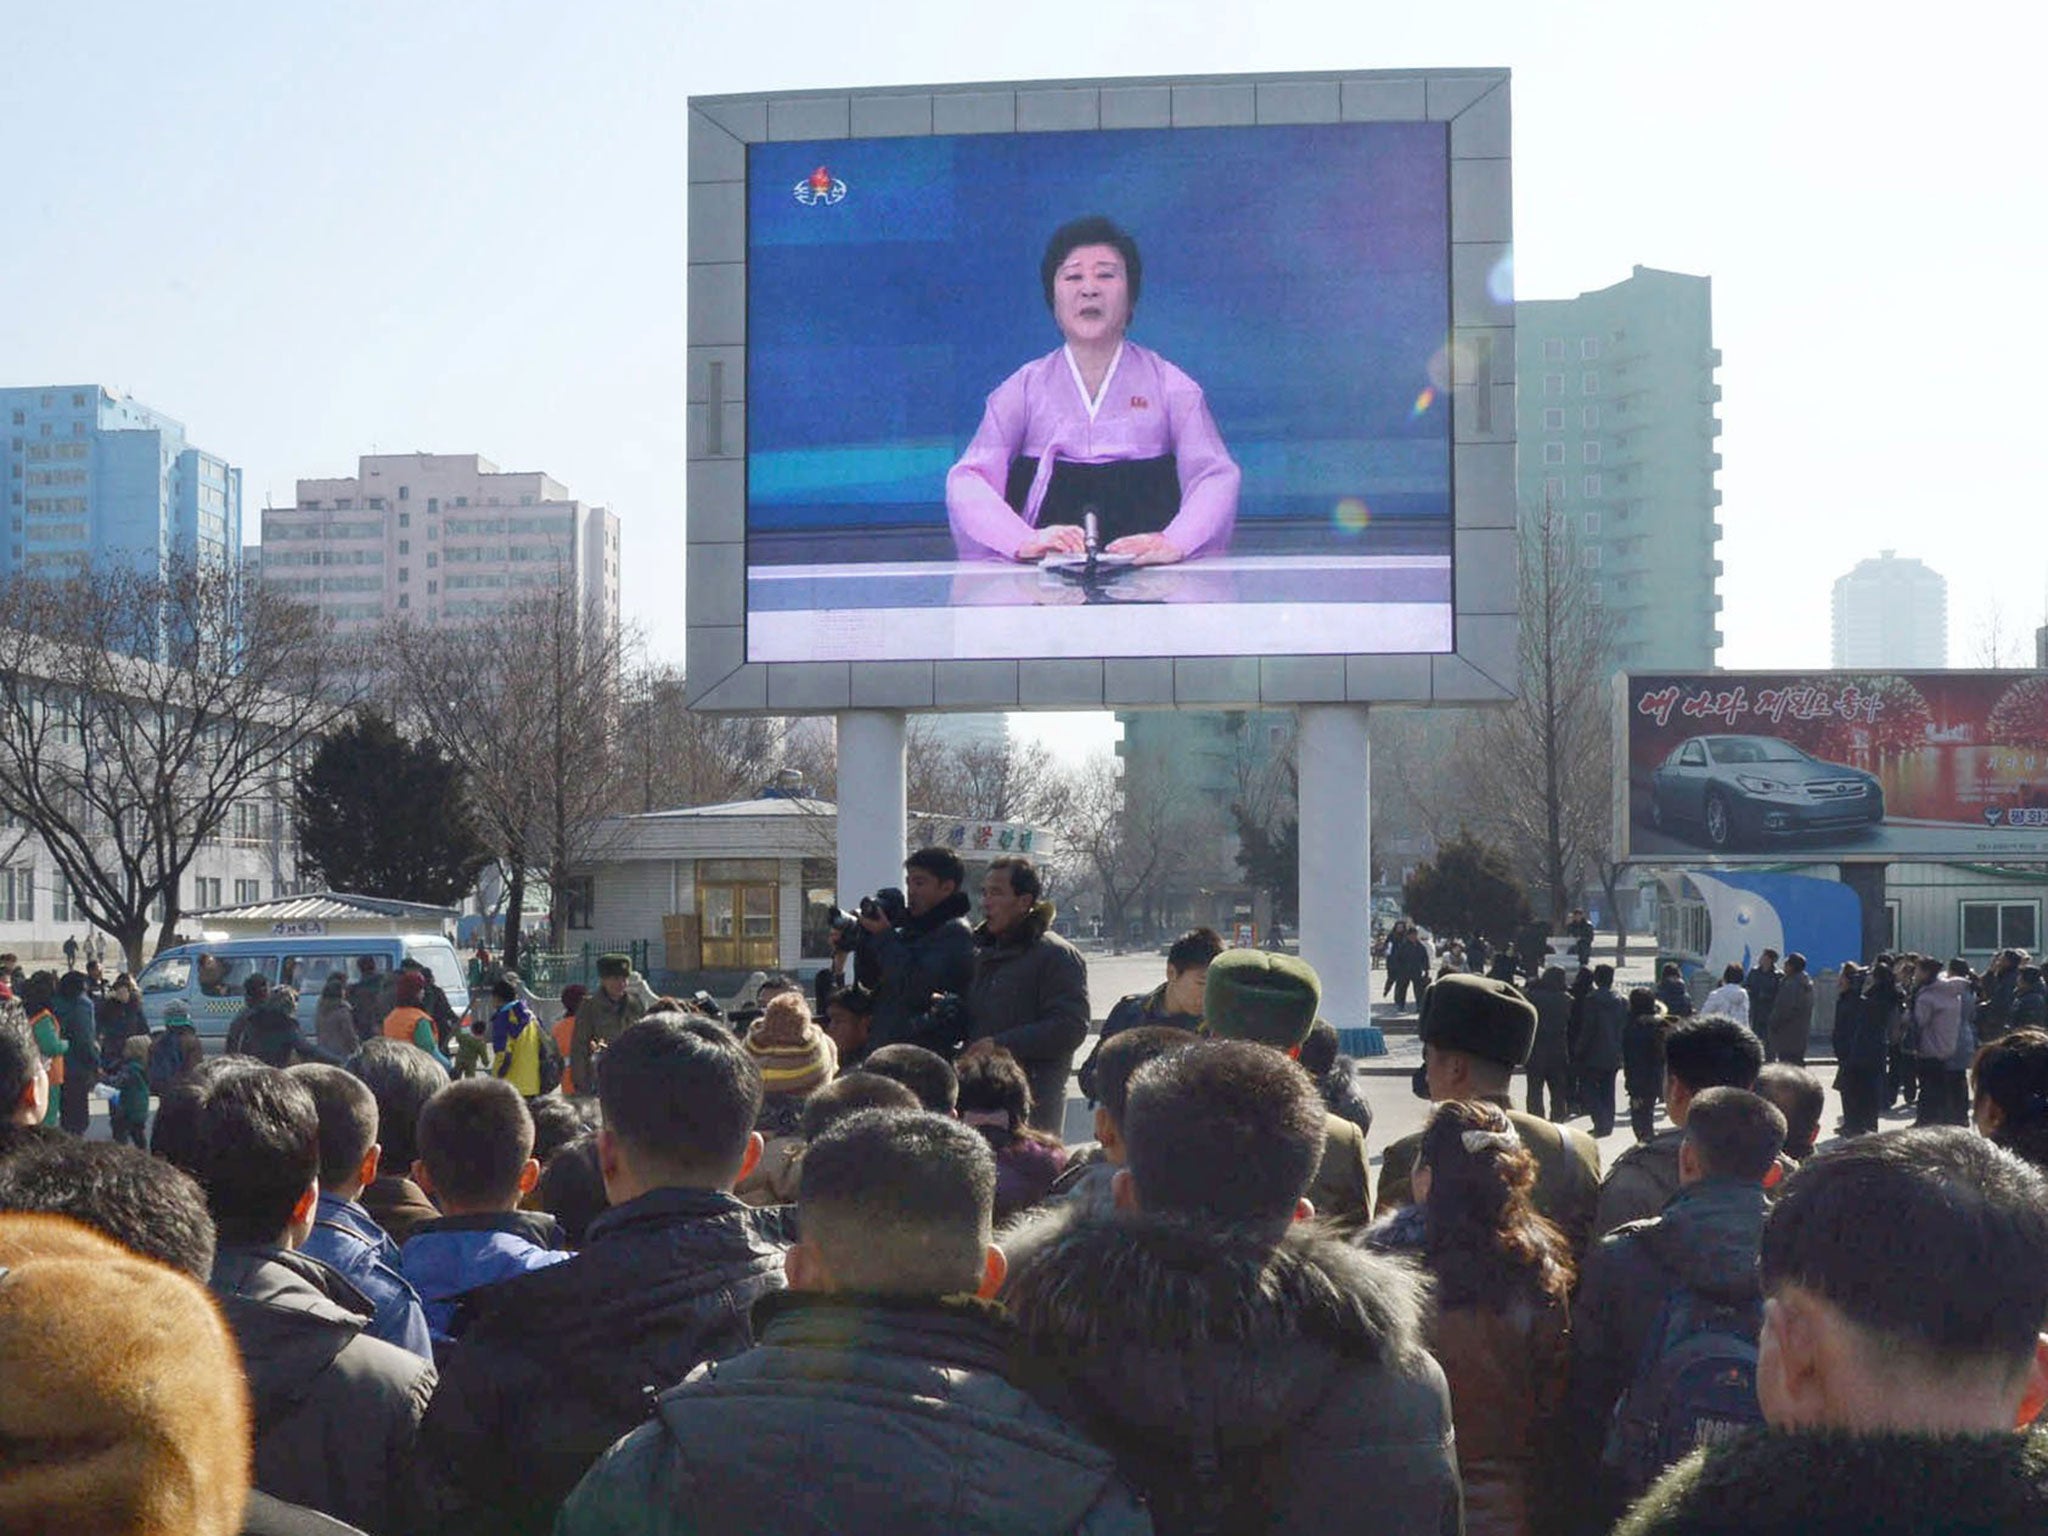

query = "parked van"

[135,934,470,1048]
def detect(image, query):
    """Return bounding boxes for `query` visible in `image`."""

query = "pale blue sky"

[4,1,2039,758]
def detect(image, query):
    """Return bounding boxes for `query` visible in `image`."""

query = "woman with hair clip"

[1971,1026,2048,1171]
[1365,1099,1574,1536]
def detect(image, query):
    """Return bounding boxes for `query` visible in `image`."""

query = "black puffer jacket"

[866,890,978,1053]
[967,903,1092,1129]
[415,1186,793,1536]
[556,1292,1153,1535]
[1001,1206,1461,1536]
[209,1246,436,1536]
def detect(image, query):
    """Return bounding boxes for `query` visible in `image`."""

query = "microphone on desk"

[1082,509,1100,572]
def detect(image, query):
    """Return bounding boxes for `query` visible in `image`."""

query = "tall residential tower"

[1514,267,1724,669]
[2,384,241,580]
[1831,552,1947,668]
[259,452,620,644]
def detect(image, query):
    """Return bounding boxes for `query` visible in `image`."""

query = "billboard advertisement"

[1620,671,2048,862]
[743,120,1453,664]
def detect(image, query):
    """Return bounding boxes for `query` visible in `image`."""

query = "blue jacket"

[401,1209,570,1343]
[300,1192,435,1362]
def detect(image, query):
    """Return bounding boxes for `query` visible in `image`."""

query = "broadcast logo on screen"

[793,166,847,206]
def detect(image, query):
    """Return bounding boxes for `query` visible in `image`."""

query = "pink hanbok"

[946,341,1240,560]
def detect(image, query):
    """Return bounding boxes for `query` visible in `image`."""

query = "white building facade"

[258,452,620,643]
[1831,551,1947,668]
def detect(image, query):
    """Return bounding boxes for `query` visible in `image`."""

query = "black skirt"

[1004,454,1181,546]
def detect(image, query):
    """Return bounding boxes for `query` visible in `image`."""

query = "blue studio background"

[746,121,1451,549]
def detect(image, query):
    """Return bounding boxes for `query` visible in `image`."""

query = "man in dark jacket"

[1742,950,1781,1033]
[49,968,98,1134]
[416,1015,792,1536]
[1765,952,1815,1066]
[1077,925,1223,1103]
[965,856,1090,1133]
[1596,1014,1766,1236]
[347,955,388,1044]
[1524,965,1573,1120]
[151,1061,436,1536]
[1565,1088,1784,1534]
[226,972,277,1056]
[1379,973,1603,1260]
[1003,1038,1461,1535]
[558,1108,1150,1535]
[1615,1128,2048,1536]
[1573,963,1630,1136]
[859,845,979,1058]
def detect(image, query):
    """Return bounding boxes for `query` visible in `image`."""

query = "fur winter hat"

[596,953,632,979]
[744,994,837,1097]
[1203,949,1322,1050]
[0,1215,250,1534]
[1420,973,1539,1068]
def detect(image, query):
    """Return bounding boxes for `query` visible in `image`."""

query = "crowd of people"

[5,875,2048,1535]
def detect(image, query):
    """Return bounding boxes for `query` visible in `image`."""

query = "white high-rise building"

[1830,551,1946,668]
[259,452,620,645]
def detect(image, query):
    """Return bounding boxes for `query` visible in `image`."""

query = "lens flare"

[1333,497,1372,533]
[1487,251,1514,306]
[1411,386,1436,417]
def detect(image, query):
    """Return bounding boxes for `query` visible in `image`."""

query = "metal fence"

[513,940,649,992]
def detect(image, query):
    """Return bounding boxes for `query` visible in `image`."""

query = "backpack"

[533,1019,564,1095]
[1602,1271,1765,1499]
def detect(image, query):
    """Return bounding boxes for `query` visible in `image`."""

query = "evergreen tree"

[295,708,490,906]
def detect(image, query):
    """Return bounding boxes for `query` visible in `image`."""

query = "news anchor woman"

[947,216,1240,565]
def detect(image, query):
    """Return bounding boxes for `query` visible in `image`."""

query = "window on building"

[426,552,437,568]
[0,866,34,922]
[234,879,262,904]
[427,580,437,594]
[560,876,596,931]
[1962,901,2038,954]
[399,567,409,583]
[398,485,410,501]
[1583,406,1601,429]
[193,876,223,910]
[398,592,410,609]
[1589,581,1604,605]
[427,497,438,513]
[1542,442,1564,464]
[399,511,411,528]
[454,496,468,507]
[1542,408,1565,431]
[8,411,20,425]
[1581,339,1600,360]
[398,539,410,555]
[49,879,71,924]
[1582,373,1601,395]
[1584,511,1602,536]
[1582,547,1602,569]
[1544,373,1565,396]
[1544,339,1565,361]
[1582,442,1602,464]
[1584,474,1603,498]
[1543,476,1567,502]
[367,497,384,509]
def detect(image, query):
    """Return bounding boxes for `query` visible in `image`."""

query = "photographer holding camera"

[849,847,978,1059]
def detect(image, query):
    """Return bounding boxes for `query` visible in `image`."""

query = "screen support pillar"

[835,711,908,906]
[1297,704,1371,1029]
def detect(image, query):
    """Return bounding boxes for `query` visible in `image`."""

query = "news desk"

[746,553,1453,662]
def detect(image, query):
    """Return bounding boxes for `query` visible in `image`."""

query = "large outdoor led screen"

[1619,671,2048,863]
[744,121,1454,663]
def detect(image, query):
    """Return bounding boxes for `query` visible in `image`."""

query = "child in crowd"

[110,1033,151,1148]
[453,1012,493,1079]
[736,993,837,1207]
[955,1046,1066,1223]
[400,1077,570,1347]
[1047,1025,1191,1215]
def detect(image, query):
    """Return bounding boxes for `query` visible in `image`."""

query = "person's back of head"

[955,1046,1037,1139]
[0,1215,250,1536]
[1414,1098,1573,1307]
[802,1072,920,1143]
[1972,1028,2048,1171]
[1680,1087,1788,1186]
[1758,1127,2048,1432]
[1722,962,1745,986]
[1594,963,1616,989]
[0,1137,215,1279]
[1755,1062,1825,1160]
[345,1036,449,1171]
[1784,953,1807,975]
[155,1063,321,1249]
[356,954,379,978]
[1947,955,1972,979]
[596,1016,762,1196]
[529,1093,598,1167]
[1664,1014,1766,1103]
[287,1062,380,1200]
[1298,1017,1341,1078]
[57,969,87,1001]
[416,1077,538,1214]
[1119,1037,1326,1240]
[1536,964,1567,992]
[861,1043,959,1115]
[533,1133,609,1248]
[1627,986,1661,1018]
[791,1108,1001,1297]
[0,1008,42,1126]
